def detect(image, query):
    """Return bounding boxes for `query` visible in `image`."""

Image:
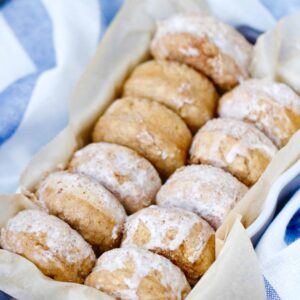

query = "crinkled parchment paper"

[1,0,300,299]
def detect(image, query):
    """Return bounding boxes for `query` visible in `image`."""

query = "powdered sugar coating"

[123,60,218,132]
[218,79,300,147]
[191,118,277,166]
[38,172,126,224]
[87,247,190,300]
[69,143,161,214]
[136,130,172,161]
[222,78,300,114]
[156,165,248,229]
[37,171,126,243]
[122,205,214,263]
[151,14,252,80]
[0,209,95,264]
[92,98,192,178]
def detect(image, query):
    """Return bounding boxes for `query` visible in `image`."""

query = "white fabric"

[0,14,36,91]
[207,0,276,30]
[257,190,300,299]
[0,0,101,192]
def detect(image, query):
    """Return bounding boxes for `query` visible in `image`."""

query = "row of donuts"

[2,13,300,300]
[93,14,300,187]
[0,144,220,298]
[1,141,246,298]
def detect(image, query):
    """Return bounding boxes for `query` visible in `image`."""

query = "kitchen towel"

[256,176,300,300]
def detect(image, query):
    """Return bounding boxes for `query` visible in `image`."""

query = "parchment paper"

[1,0,300,299]
[251,11,300,94]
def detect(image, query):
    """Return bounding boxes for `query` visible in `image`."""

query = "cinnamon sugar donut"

[218,78,300,148]
[36,171,126,252]
[123,60,218,132]
[121,205,215,284]
[189,118,278,186]
[0,209,96,283]
[156,165,248,229]
[151,14,252,90]
[69,143,161,214]
[85,247,191,300]
[92,97,192,178]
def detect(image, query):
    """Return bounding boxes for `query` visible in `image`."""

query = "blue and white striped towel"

[0,1,300,299]
[257,174,300,300]
[0,0,122,192]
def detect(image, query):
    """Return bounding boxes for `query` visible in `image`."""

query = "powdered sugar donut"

[151,14,252,90]
[156,165,248,229]
[123,60,218,132]
[36,171,126,252]
[69,143,161,214]
[189,118,278,186]
[92,97,192,179]
[85,247,191,300]
[121,205,215,284]
[0,209,96,283]
[218,78,300,148]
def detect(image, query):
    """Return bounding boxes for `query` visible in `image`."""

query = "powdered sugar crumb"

[179,47,199,57]
[137,131,170,160]
[177,82,192,93]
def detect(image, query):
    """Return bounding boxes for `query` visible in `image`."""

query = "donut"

[92,97,192,178]
[123,60,218,132]
[69,143,161,214]
[121,205,215,284]
[218,78,300,148]
[151,14,252,90]
[0,209,96,283]
[189,118,277,186]
[156,165,248,229]
[36,171,126,252]
[85,247,191,300]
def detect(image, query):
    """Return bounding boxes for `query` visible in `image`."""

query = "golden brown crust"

[92,97,192,179]
[68,142,161,214]
[156,165,248,229]
[36,172,127,252]
[121,206,215,284]
[0,210,96,283]
[151,14,252,90]
[85,248,191,299]
[123,60,218,132]
[189,118,278,186]
[218,78,300,148]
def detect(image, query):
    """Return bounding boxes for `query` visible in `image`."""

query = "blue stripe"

[285,207,300,245]
[236,25,262,44]
[0,73,39,144]
[264,278,281,300]
[0,0,10,9]
[2,0,55,70]
[0,0,56,145]
[261,0,300,19]
[0,290,12,300]
[99,0,123,31]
